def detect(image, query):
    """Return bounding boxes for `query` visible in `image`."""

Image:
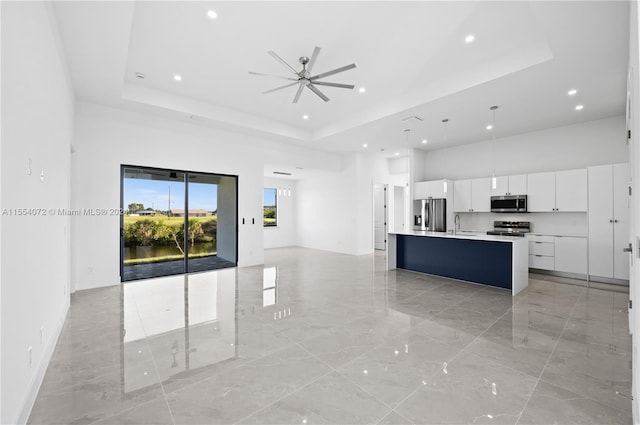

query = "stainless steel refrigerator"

[413,198,446,232]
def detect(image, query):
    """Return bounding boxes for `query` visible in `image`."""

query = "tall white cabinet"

[588,163,630,280]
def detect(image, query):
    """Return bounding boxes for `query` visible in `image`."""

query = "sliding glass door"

[121,166,237,282]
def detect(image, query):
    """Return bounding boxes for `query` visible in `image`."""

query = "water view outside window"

[264,188,277,227]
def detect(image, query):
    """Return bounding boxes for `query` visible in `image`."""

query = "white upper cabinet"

[508,174,528,195]
[414,180,450,200]
[430,180,447,199]
[414,181,429,200]
[471,178,491,212]
[492,176,509,196]
[555,169,587,212]
[491,174,527,196]
[527,169,587,212]
[453,179,472,212]
[453,178,490,212]
[527,172,556,212]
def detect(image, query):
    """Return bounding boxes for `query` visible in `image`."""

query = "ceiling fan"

[249,46,356,103]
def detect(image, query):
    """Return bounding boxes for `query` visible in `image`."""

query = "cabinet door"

[471,178,492,212]
[588,165,614,278]
[556,169,587,212]
[453,179,472,212]
[491,176,509,196]
[527,172,556,212]
[430,180,447,199]
[555,237,587,274]
[414,181,430,200]
[508,174,528,195]
[613,163,630,279]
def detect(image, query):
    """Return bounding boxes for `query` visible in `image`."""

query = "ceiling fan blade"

[249,71,297,81]
[307,83,330,102]
[268,50,299,75]
[311,81,355,90]
[263,82,299,94]
[310,63,356,81]
[305,46,321,77]
[292,84,305,103]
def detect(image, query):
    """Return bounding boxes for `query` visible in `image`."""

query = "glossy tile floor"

[29,247,632,425]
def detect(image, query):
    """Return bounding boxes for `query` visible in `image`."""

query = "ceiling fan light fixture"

[249,46,356,104]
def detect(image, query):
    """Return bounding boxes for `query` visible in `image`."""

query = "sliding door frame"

[120,164,239,282]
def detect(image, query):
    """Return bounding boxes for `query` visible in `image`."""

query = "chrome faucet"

[454,214,461,234]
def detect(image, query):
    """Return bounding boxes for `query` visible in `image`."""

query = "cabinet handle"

[535,255,543,257]
[623,243,633,253]
[609,219,614,223]
[534,242,543,244]
[614,219,619,223]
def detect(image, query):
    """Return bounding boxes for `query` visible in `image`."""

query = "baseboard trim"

[529,268,588,281]
[15,305,68,425]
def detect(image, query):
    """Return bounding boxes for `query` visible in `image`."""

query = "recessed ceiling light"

[465,34,475,43]
[302,115,309,120]
[174,74,182,81]
[135,72,145,79]
[207,10,218,19]
[363,143,368,148]
[568,89,577,96]
[395,152,400,156]
[486,124,493,130]
[575,104,584,111]
[358,87,366,93]
[422,139,428,144]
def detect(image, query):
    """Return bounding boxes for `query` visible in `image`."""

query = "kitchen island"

[387,231,528,295]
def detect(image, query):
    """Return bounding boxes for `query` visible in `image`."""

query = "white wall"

[295,152,409,256]
[72,103,342,290]
[263,177,297,249]
[419,116,628,181]
[1,2,73,423]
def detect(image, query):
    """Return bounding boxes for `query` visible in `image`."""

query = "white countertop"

[389,230,526,243]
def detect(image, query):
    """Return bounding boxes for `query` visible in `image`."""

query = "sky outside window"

[124,178,217,211]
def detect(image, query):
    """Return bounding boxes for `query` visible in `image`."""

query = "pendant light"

[442,118,449,193]
[490,106,498,190]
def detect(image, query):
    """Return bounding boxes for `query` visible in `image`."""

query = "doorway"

[374,184,388,250]
[120,166,238,281]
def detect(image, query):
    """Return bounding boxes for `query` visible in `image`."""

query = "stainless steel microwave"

[490,195,527,213]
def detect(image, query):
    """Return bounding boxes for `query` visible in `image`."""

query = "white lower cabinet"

[527,235,554,270]
[526,234,587,275]
[555,236,587,274]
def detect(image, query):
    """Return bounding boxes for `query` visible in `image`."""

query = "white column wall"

[1,3,74,423]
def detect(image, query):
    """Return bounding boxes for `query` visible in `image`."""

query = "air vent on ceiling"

[402,115,423,122]
[273,171,292,176]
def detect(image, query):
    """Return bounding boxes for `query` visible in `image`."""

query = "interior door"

[393,185,406,232]
[374,184,387,250]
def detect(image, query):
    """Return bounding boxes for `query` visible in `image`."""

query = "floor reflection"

[121,269,238,394]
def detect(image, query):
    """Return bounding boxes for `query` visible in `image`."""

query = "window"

[263,188,277,227]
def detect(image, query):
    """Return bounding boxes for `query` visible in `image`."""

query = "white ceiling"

[52,1,629,158]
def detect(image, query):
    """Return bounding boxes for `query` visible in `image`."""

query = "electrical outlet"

[27,346,32,366]
[40,327,44,345]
